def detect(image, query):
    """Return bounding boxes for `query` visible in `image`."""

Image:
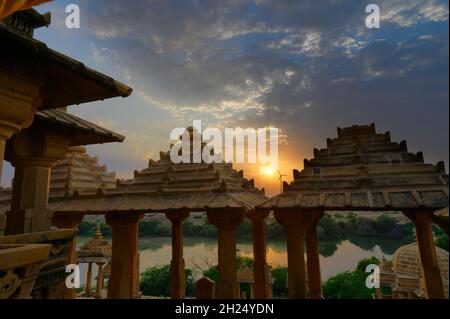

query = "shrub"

[139,265,195,297]
[356,256,379,273]
[323,271,374,299]
[323,256,381,299]
[271,267,288,297]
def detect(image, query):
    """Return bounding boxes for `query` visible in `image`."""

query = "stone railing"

[0,243,50,298]
[0,229,76,299]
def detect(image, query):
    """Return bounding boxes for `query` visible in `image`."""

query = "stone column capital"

[105,212,144,228]
[246,210,269,221]
[166,210,190,223]
[52,213,85,228]
[6,131,70,168]
[403,210,434,224]
[303,210,324,226]
[274,210,304,232]
[207,209,243,230]
[0,75,41,141]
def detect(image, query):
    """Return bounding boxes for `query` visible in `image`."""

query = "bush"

[271,267,288,297]
[323,271,374,299]
[324,256,381,299]
[356,257,379,273]
[139,265,195,297]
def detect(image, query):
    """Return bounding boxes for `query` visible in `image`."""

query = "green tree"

[323,256,381,299]
[356,256,379,273]
[100,223,112,237]
[374,214,397,234]
[435,233,449,251]
[77,221,95,236]
[139,219,170,237]
[318,215,343,239]
[323,271,374,299]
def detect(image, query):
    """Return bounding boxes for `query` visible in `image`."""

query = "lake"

[77,236,409,284]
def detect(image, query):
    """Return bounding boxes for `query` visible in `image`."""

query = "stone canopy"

[49,147,267,215]
[258,123,449,211]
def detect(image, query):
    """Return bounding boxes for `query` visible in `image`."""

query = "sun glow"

[260,166,276,176]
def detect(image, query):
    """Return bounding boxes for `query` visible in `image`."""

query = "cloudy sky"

[3,0,449,195]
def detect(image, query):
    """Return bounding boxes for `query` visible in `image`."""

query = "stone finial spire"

[94,223,103,240]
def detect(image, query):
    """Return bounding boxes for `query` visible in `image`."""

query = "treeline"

[77,213,415,241]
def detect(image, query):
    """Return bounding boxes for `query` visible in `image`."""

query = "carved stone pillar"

[304,210,324,298]
[166,211,190,299]
[106,212,144,299]
[207,209,244,299]
[275,210,306,299]
[247,211,269,299]
[4,131,70,235]
[404,210,445,299]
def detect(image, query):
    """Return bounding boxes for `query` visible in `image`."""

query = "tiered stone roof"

[259,123,449,211]
[50,130,267,214]
[50,146,117,198]
[77,224,112,263]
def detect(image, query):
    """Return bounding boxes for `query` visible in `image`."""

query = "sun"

[260,166,275,176]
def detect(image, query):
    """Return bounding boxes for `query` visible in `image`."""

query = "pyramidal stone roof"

[50,146,117,198]
[77,224,112,259]
[0,146,118,215]
[50,137,267,214]
[115,149,262,196]
[259,123,449,211]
